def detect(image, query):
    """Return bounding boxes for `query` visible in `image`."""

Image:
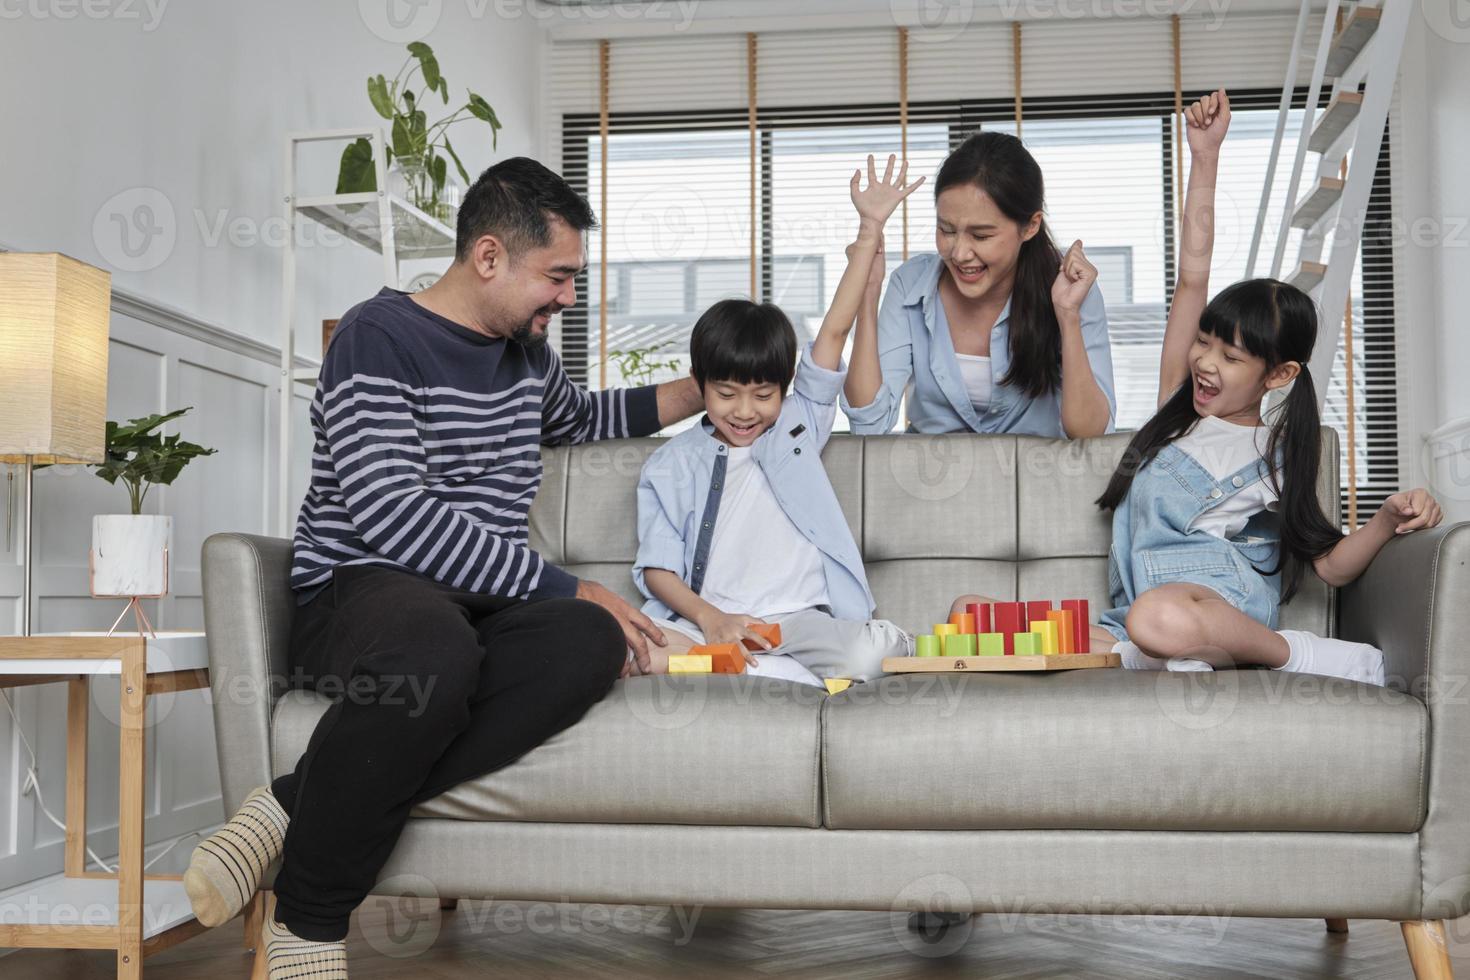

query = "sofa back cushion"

[531,430,1338,637]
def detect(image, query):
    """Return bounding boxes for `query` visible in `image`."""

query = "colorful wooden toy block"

[1012,632,1042,655]
[668,654,713,673]
[1026,600,1053,628]
[741,622,782,651]
[1031,620,1060,655]
[1046,609,1077,654]
[992,602,1026,654]
[915,635,942,658]
[824,678,853,695]
[944,633,978,657]
[949,611,977,634]
[966,602,992,633]
[933,623,959,637]
[1061,598,1091,653]
[691,643,747,674]
[976,632,1005,656]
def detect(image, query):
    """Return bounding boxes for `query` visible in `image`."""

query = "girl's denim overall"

[1099,442,1283,643]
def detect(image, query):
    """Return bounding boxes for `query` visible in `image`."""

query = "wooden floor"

[7,900,1470,978]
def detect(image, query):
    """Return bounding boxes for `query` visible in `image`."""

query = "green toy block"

[1012,632,1043,655]
[943,633,977,657]
[976,632,1005,656]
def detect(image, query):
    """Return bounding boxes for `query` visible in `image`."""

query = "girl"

[842,130,1116,438]
[953,89,1443,682]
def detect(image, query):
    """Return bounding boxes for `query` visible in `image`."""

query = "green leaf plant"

[335,41,502,220]
[92,408,217,516]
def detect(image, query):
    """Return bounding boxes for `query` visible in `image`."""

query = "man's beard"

[508,307,556,349]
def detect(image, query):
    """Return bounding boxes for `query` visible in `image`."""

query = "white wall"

[0,0,545,901]
[0,0,545,353]
[1392,8,1470,523]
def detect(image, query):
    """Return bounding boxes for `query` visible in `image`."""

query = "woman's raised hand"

[1185,88,1231,156]
[1051,239,1098,316]
[851,153,925,231]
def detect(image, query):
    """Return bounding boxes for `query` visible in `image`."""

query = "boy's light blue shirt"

[840,251,1117,436]
[634,342,876,624]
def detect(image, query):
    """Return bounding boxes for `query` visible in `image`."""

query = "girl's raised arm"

[1159,88,1231,408]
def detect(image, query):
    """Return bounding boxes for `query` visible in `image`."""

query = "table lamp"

[0,253,112,636]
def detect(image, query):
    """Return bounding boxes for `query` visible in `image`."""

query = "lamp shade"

[0,253,112,465]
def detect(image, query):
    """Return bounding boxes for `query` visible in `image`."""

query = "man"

[183,157,704,978]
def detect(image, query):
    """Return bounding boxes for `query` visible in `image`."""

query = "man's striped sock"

[183,786,288,927]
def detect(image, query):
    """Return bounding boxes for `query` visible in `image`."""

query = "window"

[562,88,1398,517]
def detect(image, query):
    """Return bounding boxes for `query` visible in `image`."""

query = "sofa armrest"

[200,532,296,814]
[1339,520,1470,919]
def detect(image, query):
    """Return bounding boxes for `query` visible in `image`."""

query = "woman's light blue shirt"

[841,252,1117,436]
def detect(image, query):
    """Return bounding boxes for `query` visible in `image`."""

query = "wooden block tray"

[883,653,1121,672]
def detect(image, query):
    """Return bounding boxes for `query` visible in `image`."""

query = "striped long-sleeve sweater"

[291,287,660,604]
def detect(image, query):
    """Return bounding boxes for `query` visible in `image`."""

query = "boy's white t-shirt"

[1174,414,1280,539]
[697,445,830,619]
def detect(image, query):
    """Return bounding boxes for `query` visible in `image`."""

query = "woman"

[843,133,1116,437]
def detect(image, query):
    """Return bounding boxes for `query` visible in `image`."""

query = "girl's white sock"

[1165,657,1213,672]
[1276,629,1386,686]
[1113,640,1168,671]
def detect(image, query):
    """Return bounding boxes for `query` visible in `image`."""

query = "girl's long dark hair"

[1095,278,1344,603]
[935,131,1062,398]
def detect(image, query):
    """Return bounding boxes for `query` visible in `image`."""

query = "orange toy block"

[1046,609,1077,654]
[691,643,747,674]
[741,623,782,652]
[949,611,977,634]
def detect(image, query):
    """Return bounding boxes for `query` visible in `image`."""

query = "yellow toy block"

[824,678,853,695]
[1032,620,1059,655]
[668,654,713,673]
[933,623,959,637]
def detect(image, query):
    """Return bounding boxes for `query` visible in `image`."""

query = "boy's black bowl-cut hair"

[689,299,799,392]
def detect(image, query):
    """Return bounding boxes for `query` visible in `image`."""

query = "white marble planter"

[91,514,171,597]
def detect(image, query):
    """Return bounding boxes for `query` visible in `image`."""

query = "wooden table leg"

[117,640,146,978]
[66,677,88,878]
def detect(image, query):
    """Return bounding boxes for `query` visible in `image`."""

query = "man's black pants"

[268,564,625,941]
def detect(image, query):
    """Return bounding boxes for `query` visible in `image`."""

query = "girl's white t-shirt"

[1174,414,1280,539]
[953,353,993,411]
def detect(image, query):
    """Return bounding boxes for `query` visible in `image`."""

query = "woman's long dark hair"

[1095,278,1343,603]
[935,131,1062,398]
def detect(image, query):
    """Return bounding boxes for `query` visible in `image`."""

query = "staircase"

[1244,0,1411,409]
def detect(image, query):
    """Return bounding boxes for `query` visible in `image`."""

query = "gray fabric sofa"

[200,432,1470,976]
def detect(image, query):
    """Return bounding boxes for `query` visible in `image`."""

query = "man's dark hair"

[455,157,597,261]
[689,299,798,392]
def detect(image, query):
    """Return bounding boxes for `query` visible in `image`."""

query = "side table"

[0,631,217,978]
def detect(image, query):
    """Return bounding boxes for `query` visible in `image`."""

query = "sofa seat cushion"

[821,669,1427,832]
[271,675,825,828]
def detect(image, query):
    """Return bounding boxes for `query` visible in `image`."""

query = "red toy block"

[966,602,991,633]
[741,623,782,652]
[692,643,747,674]
[1061,599,1090,653]
[1026,600,1052,629]
[992,602,1026,654]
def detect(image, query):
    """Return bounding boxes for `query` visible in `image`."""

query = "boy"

[631,154,924,683]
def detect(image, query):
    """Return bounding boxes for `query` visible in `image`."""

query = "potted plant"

[89,408,215,598]
[336,41,502,223]
[610,341,683,387]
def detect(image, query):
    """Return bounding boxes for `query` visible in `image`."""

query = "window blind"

[546,8,1399,521]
